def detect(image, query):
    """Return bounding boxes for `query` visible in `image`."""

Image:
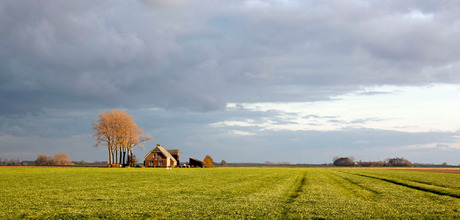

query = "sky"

[1,0,459,165]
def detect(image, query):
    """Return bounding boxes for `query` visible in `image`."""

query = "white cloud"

[210,119,259,128]
[229,130,256,136]
[403,142,460,150]
[404,10,433,19]
[217,84,460,133]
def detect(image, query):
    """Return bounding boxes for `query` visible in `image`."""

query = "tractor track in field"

[405,178,460,190]
[286,172,307,203]
[327,171,381,196]
[322,172,364,199]
[351,173,460,199]
[281,171,307,218]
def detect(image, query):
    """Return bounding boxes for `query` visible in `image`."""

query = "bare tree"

[93,110,152,166]
[51,153,73,165]
[129,154,137,166]
[36,154,48,165]
[36,154,73,165]
[8,159,20,165]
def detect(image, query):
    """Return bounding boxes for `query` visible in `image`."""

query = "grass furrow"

[327,170,381,196]
[341,170,460,198]
[357,173,459,198]
[348,169,460,190]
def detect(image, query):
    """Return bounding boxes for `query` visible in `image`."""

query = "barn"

[144,144,180,168]
[189,158,203,168]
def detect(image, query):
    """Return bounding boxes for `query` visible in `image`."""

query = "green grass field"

[0,167,459,219]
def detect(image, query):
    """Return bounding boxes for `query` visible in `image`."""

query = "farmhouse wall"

[145,153,177,167]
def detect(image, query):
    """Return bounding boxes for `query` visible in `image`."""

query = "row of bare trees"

[93,110,151,167]
[36,153,73,165]
[0,158,20,165]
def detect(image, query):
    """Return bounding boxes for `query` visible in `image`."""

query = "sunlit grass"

[286,169,459,219]
[0,167,458,219]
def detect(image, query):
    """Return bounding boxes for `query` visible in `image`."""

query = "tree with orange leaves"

[93,110,152,166]
[202,155,214,168]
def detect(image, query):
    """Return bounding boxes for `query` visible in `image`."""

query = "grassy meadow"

[0,167,459,219]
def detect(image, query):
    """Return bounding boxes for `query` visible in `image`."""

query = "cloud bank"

[1,0,460,114]
[1,1,459,164]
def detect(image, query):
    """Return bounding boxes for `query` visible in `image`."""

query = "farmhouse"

[144,144,180,167]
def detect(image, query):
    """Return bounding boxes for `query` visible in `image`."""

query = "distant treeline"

[0,156,456,167]
[0,158,21,165]
[220,163,332,167]
[333,157,414,167]
[36,153,74,165]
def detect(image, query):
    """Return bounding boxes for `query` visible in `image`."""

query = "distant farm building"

[144,144,180,168]
[189,158,203,168]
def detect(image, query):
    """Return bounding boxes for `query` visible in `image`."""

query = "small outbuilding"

[144,144,180,168]
[189,158,203,168]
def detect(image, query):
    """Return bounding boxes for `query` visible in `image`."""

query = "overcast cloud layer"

[1,0,459,164]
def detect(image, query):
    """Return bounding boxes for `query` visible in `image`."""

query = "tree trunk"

[122,150,126,166]
[127,148,132,166]
[108,149,111,165]
[131,149,135,166]
[119,150,122,165]
[131,149,134,166]
[116,149,119,165]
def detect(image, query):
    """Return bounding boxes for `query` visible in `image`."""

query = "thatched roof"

[145,145,177,163]
[167,149,180,156]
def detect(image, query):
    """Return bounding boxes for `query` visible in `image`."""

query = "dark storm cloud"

[1,1,460,164]
[1,0,460,115]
